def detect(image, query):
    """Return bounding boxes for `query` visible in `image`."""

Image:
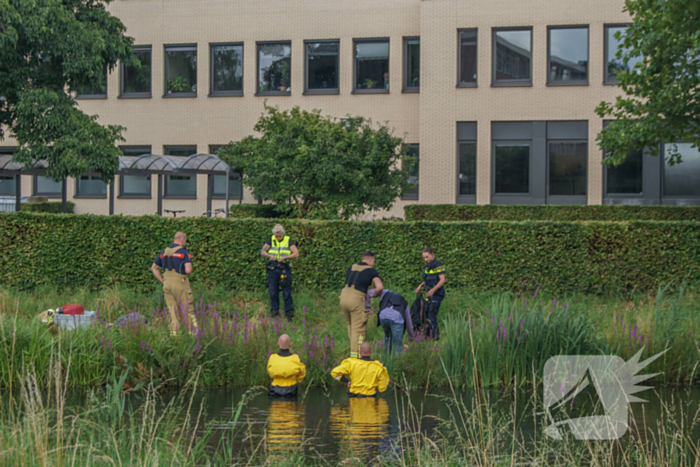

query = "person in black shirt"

[340,251,383,358]
[415,247,446,339]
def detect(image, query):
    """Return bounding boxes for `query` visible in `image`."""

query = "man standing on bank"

[151,231,198,336]
[415,247,446,340]
[261,224,299,320]
[340,251,383,358]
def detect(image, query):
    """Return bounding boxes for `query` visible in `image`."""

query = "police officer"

[151,231,198,336]
[415,247,446,339]
[340,251,383,358]
[261,224,299,319]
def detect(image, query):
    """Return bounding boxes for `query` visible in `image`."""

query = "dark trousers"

[380,317,404,354]
[426,295,443,340]
[268,268,293,319]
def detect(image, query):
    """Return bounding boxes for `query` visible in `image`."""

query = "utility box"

[54,311,96,330]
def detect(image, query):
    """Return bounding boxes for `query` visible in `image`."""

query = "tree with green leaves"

[596,0,700,166]
[0,0,135,181]
[219,104,415,219]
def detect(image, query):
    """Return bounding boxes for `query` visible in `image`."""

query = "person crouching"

[267,334,306,398]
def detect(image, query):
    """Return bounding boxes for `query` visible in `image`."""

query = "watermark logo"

[542,349,665,440]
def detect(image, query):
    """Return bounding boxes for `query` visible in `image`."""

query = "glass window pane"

[165,46,197,95]
[495,144,529,194]
[405,39,419,88]
[120,146,151,156]
[607,149,643,194]
[549,28,588,82]
[459,30,477,84]
[459,142,477,195]
[75,70,107,96]
[403,145,419,198]
[0,176,15,196]
[213,174,242,197]
[36,176,62,194]
[307,42,339,90]
[123,48,151,94]
[164,146,197,196]
[77,174,107,196]
[549,143,587,196]
[664,143,700,197]
[122,175,151,195]
[495,30,531,81]
[355,40,389,90]
[258,43,291,93]
[606,26,643,81]
[211,44,243,92]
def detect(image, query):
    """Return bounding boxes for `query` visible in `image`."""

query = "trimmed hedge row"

[405,204,700,222]
[226,204,283,218]
[1,213,699,293]
[20,202,75,214]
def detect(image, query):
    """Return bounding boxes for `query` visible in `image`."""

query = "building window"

[121,46,151,97]
[164,145,197,197]
[548,26,588,85]
[210,43,243,96]
[403,37,419,92]
[495,144,530,194]
[257,42,291,94]
[604,25,643,84]
[606,148,643,195]
[459,143,477,196]
[663,143,700,197]
[119,146,152,198]
[354,38,389,93]
[34,176,62,197]
[458,29,478,86]
[548,142,587,196]
[305,40,339,94]
[74,69,107,98]
[164,45,197,97]
[209,145,242,199]
[75,173,107,198]
[493,28,532,86]
[0,148,17,196]
[402,145,419,200]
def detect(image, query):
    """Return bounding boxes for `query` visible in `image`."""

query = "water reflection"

[330,397,392,458]
[265,399,305,457]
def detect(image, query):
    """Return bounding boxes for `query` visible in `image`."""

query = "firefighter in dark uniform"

[340,252,383,358]
[261,224,299,319]
[150,231,198,336]
[415,247,446,339]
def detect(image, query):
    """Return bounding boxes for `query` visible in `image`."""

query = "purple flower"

[553,298,557,306]
[533,286,540,298]
[503,328,507,340]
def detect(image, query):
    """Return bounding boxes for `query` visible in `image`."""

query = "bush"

[0,213,699,293]
[405,204,700,222]
[20,201,75,214]
[227,204,285,218]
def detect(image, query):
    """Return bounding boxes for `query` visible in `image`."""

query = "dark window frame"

[163,145,198,199]
[546,139,588,203]
[352,37,391,94]
[492,141,532,196]
[74,172,108,199]
[492,27,533,87]
[603,148,645,199]
[303,39,340,95]
[209,144,243,200]
[603,23,632,85]
[401,144,419,200]
[119,45,152,99]
[75,68,108,99]
[0,147,18,196]
[33,175,63,198]
[661,141,700,201]
[209,42,244,97]
[256,41,292,96]
[547,25,589,86]
[457,28,478,88]
[163,44,198,98]
[457,140,477,204]
[118,145,152,199]
[402,36,420,93]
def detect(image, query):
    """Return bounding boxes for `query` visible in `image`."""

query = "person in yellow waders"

[339,251,383,358]
[331,342,390,397]
[150,231,198,336]
[267,333,306,398]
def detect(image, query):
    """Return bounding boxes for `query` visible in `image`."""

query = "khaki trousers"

[340,287,369,358]
[163,272,196,334]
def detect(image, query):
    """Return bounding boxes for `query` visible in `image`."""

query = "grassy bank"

[1,283,698,390]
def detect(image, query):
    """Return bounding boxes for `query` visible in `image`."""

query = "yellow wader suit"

[267,350,306,397]
[330,397,390,456]
[331,357,390,396]
[161,245,198,336]
[340,263,377,358]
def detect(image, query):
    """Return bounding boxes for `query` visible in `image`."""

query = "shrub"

[20,202,75,214]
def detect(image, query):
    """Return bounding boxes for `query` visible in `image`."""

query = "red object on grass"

[61,304,85,316]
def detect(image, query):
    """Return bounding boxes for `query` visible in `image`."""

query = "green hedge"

[405,204,700,222]
[20,202,75,214]
[1,213,699,293]
[226,204,283,218]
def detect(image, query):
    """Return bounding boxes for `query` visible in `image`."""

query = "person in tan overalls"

[339,251,383,358]
[151,231,198,336]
